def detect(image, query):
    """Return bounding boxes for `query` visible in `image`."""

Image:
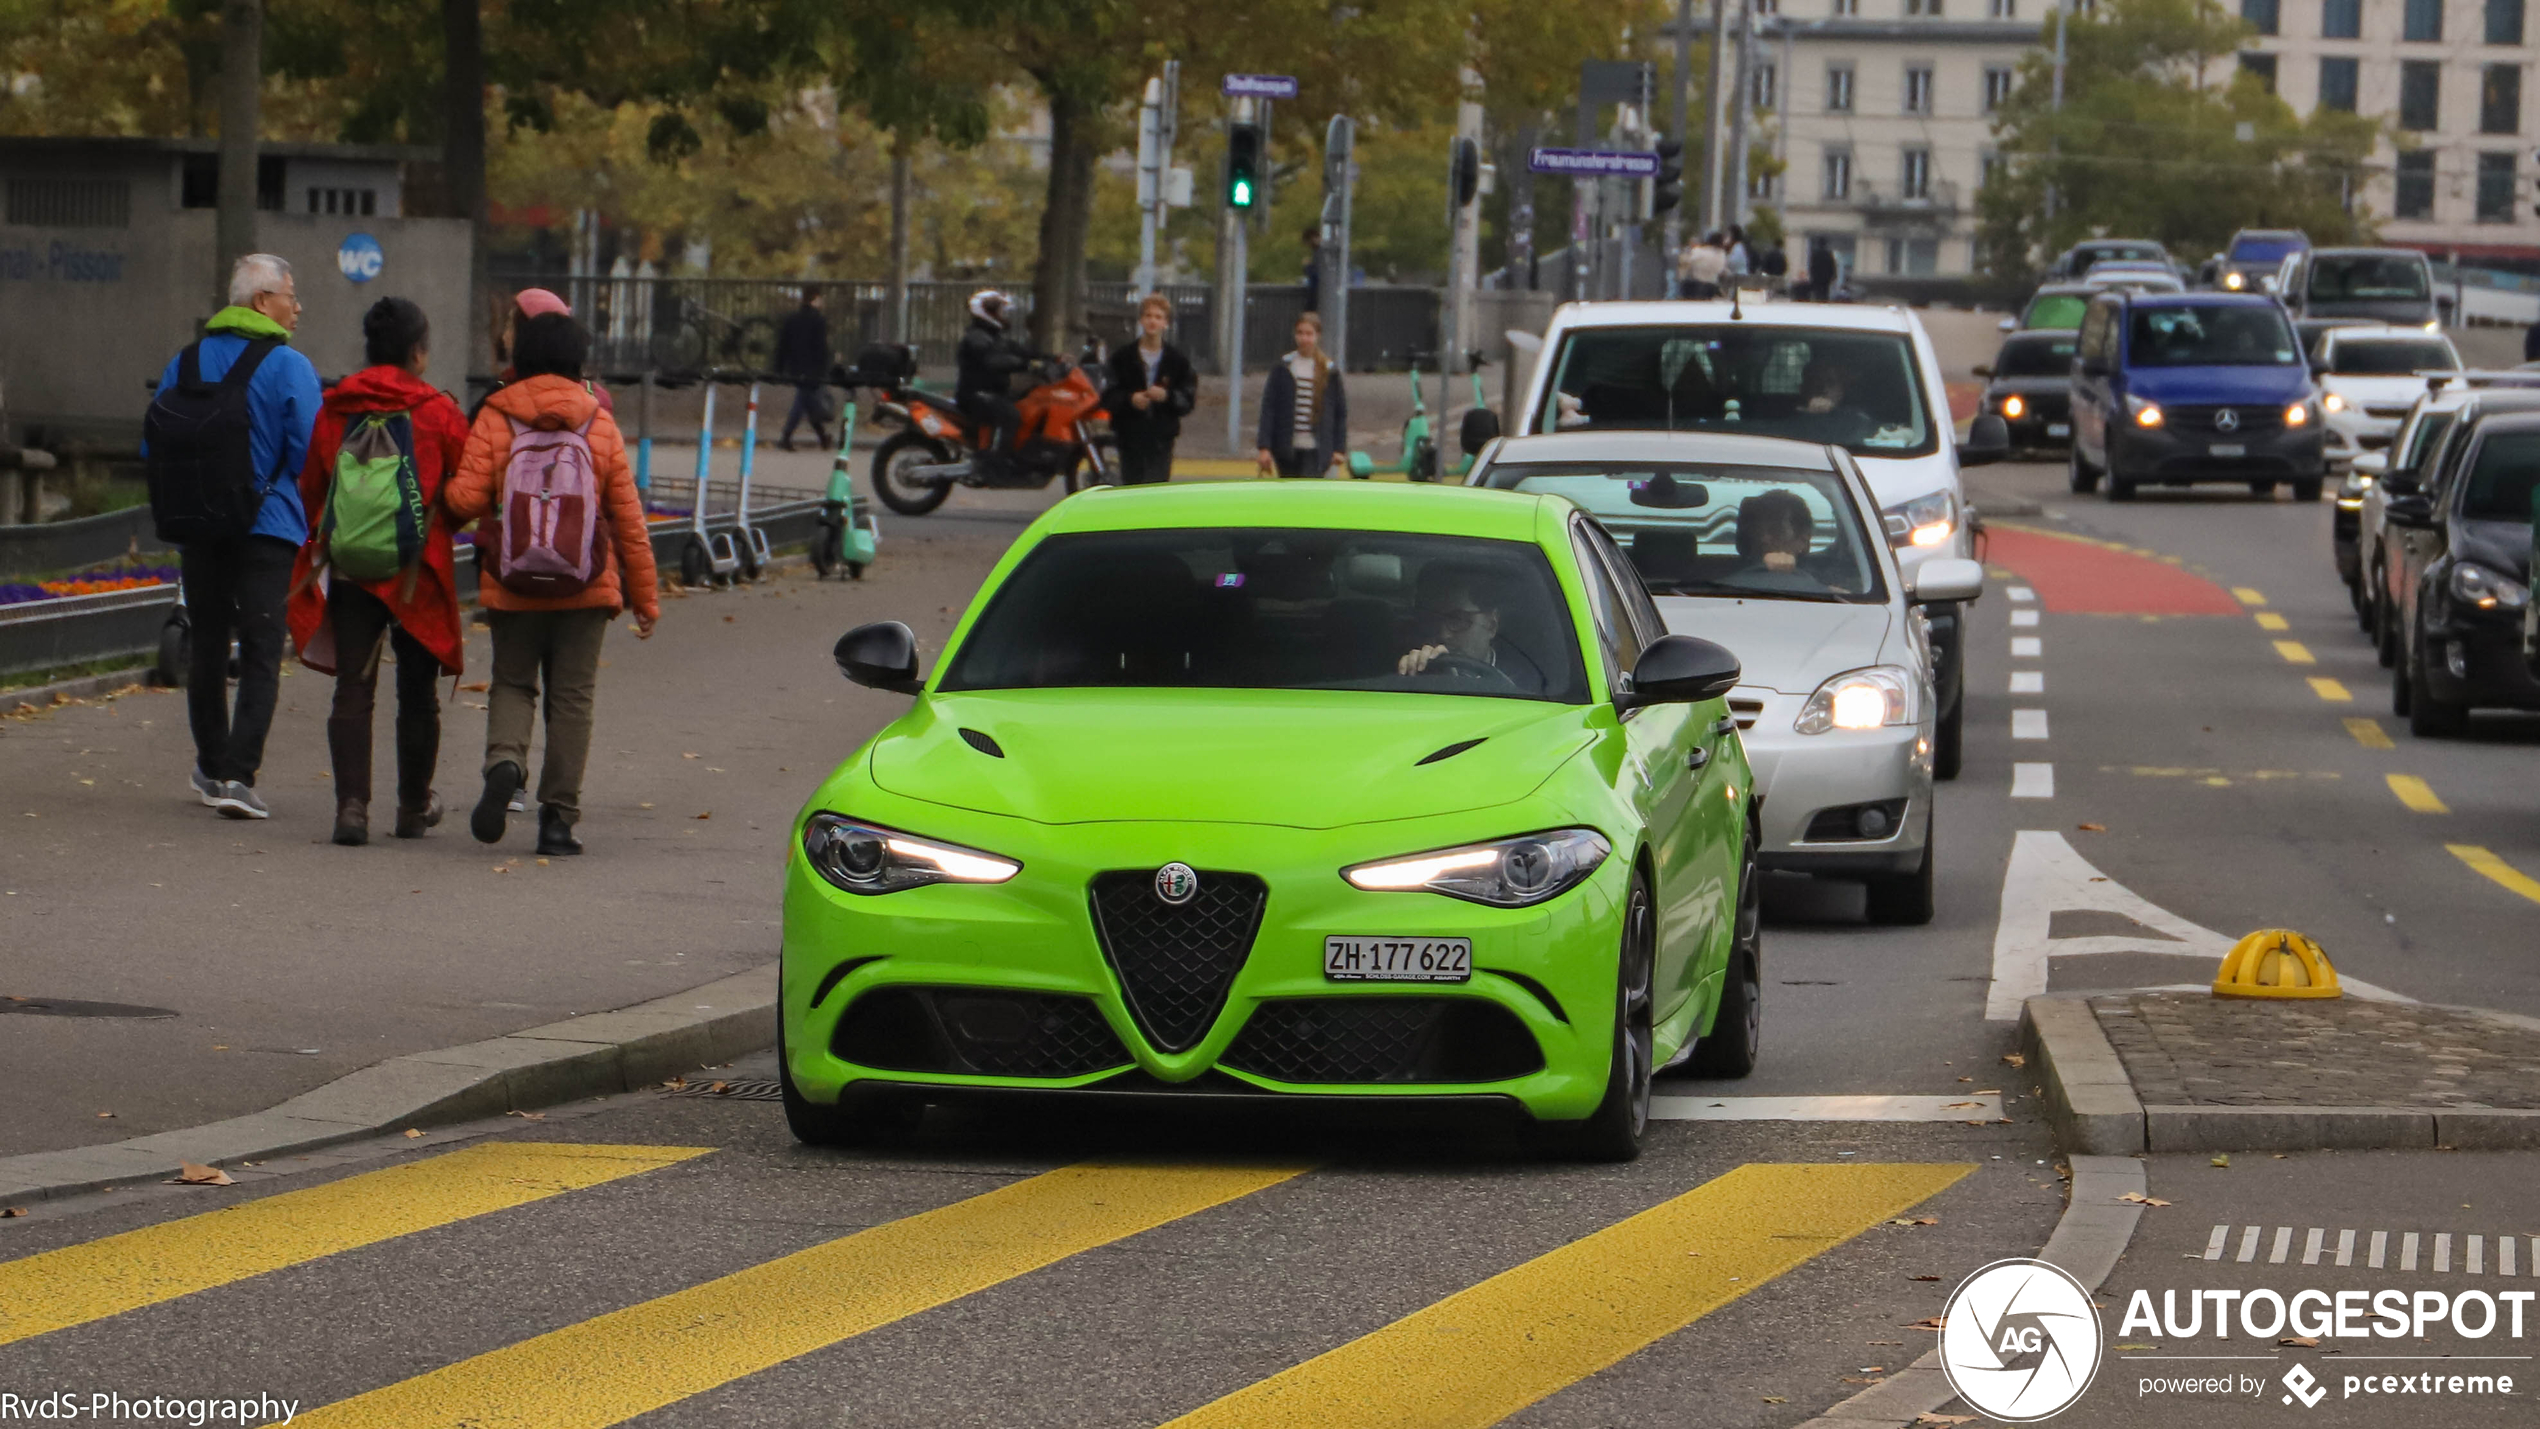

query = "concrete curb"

[2022,994,2540,1155]
[0,667,154,714]
[0,963,775,1206]
[1796,1157,2148,1427]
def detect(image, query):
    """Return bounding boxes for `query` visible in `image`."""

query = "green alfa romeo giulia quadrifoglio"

[781,481,1760,1159]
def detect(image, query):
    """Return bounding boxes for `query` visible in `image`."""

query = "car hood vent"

[1416,737,1487,766]
[958,728,1005,758]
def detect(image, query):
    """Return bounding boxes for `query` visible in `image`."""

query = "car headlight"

[2448,562,2531,611]
[2285,402,2310,428]
[1344,828,1610,907]
[1794,665,1919,734]
[2223,271,2246,290]
[2322,392,2345,414]
[1882,490,1956,548]
[2424,320,2442,332]
[2000,394,2026,419]
[802,814,1020,894]
[2127,394,2162,429]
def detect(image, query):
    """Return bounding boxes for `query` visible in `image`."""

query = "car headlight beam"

[1881,490,1956,550]
[803,814,1020,894]
[2000,394,2026,420]
[1795,665,1919,734]
[1345,828,1610,907]
[2285,402,2310,428]
[2127,394,2162,429]
[2449,562,2530,611]
[2322,392,2345,414]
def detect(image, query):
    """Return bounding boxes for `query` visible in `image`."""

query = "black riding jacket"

[955,317,1031,409]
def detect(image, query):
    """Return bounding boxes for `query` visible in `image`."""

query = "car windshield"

[1996,337,2077,377]
[2309,255,2431,301]
[1539,325,1934,456]
[1479,462,1884,603]
[2077,244,2163,267]
[940,528,1589,702]
[2396,411,2454,477]
[2230,235,2304,262]
[2126,306,2300,367]
[2022,293,2090,329]
[2331,338,2457,375]
[2459,431,2540,522]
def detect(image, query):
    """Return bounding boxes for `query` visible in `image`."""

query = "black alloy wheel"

[1557,872,1658,1162]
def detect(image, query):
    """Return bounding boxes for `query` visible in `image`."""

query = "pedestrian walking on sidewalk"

[145,253,324,821]
[285,297,470,847]
[776,287,834,452]
[1679,234,1728,300]
[442,312,660,857]
[1255,313,1347,477]
[1103,295,1196,485]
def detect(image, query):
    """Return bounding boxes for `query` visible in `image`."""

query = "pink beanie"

[513,287,571,319]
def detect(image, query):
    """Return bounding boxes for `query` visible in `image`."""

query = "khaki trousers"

[482,607,610,822]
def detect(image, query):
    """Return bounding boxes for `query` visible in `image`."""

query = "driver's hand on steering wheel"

[1397,643,1452,675]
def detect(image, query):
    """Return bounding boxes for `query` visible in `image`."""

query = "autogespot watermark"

[2115,1285,2530,1408]
[0,1393,300,1425]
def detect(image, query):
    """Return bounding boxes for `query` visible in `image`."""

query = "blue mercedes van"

[2067,291,2326,502]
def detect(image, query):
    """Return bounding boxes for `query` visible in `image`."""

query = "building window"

[1886,237,1940,274]
[306,186,377,217]
[1754,60,1778,110]
[1824,149,1853,200]
[1833,0,1858,14]
[2239,53,2278,92]
[1902,146,1932,198]
[1984,65,2016,112]
[1989,0,2016,15]
[1907,0,1943,13]
[1827,65,1856,112]
[2404,0,2443,40]
[1756,0,1779,11]
[2242,0,2280,34]
[2395,150,2436,218]
[2319,56,2360,111]
[1751,168,1778,199]
[3,177,131,228]
[2482,64,2522,132]
[2322,0,2361,36]
[2488,0,2525,43]
[2477,152,2517,220]
[1905,64,1934,113]
[2400,60,2442,129]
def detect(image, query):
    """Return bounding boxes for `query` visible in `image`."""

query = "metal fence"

[500,274,1445,378]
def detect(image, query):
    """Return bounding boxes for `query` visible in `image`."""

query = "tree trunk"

[886,132,911,344]
[1029,88,1098,356]
[443,0,489,373]
[213,0,261,308]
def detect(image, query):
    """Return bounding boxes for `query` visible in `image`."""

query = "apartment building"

[1720,0,2041,278]
[2238,0,2538,264]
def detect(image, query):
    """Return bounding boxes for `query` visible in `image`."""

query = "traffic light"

[1450,137,1481,208]
[1651,136,1685,217]
[1227,121,1262,209]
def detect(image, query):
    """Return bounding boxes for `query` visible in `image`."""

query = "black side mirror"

[1958,414,2011,467]
[835,621,924,694]
[2383,493,2437,529]
[1618,635,1741,710]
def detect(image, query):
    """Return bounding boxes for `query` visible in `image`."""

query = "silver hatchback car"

[1470,431,1983,923]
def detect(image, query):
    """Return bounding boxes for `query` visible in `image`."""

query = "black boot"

[332,797,368,847]
[471,761,524,844]
[537,804,583,856]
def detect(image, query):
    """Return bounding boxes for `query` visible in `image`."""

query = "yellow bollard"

[2212,929,2343,999]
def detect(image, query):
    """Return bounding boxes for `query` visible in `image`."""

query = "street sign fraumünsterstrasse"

[1529,147,1659,178]
[1223,74,1300,99]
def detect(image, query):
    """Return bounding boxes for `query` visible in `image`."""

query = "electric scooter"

[1347,354,1500,482]
[810,389,880,580]
[731,380,774,581]
[678,383,741,588]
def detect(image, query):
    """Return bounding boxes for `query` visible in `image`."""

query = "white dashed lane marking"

[2010,671,2044,694]
[2207,1227,2531,1276]
[2008,586,2036,602]
[2011,763,2055,799]
[2010,609,2041,627]
[2012,636,2042,658]
[2012,709,2050,740]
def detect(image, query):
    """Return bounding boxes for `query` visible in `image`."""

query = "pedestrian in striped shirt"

[1255,313,1349,477]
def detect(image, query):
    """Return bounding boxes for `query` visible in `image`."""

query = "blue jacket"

[150,313,324,546]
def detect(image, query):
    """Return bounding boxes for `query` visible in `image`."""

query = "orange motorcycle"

[858,342,1116,515]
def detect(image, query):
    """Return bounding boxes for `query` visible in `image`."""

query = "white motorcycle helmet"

[968,289,1012,329]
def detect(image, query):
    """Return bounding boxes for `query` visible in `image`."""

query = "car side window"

[1585,521,1666,648]
[2078,305,2112,370]
[1569,524,1640,684]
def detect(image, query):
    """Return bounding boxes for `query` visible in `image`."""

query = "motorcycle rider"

[956,289,1034,471]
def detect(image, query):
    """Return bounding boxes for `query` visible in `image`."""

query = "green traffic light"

[1231,178,1254,208]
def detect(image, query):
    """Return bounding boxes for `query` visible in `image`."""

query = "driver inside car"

[1732,489,1833,594]
[1394,565,1544,690]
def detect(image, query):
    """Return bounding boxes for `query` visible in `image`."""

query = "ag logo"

[1937,1258,2102,1422]
[1154,862,1200,906]
[2214,408,2241,432]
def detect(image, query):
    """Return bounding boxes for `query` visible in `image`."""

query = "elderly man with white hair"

[145,253,324,821]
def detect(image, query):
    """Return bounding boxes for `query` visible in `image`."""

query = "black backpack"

[146,337,282,545]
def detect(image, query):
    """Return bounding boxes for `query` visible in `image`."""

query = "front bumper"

[2112,421,2323,485]
[1735,690,1931,878]
[2324,412,2401,470]
[779,810,1641,1123]
[2417,610,2540,711]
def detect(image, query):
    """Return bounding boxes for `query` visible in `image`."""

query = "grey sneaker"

[189,766,221,807]
[213,781,270,820]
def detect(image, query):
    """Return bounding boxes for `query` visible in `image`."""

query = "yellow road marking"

[2343,717,2395,749]
[297,1161,1306,1429]
[0,1143,709,1348]
[2306,677,2351,702]
[2233,587,2268,606]
[1159,1162,1971,1429]
[2448,845,2540,906]
[2273,640,2316,665]
[2255,612,2290,631]
[2387,774,2449,814]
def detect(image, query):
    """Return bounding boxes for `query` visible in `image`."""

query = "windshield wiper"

[1648,580,1848,602]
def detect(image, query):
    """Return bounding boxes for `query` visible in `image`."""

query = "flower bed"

[0,563,178,607]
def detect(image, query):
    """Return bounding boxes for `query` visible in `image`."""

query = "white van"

[1511,298,2008,778]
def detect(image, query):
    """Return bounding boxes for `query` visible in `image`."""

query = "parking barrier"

[2212,928,2342,1000]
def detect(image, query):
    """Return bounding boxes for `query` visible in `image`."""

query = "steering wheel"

[1417,652,1518,689]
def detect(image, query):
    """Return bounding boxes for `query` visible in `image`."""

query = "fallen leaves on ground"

[0,1207,23,1218]
[1760,1397,1787,1405]
[1945,1101,1983,1109]
[2077,822,2106,831]
[2118,1192,2171,1206]
[662,1077,688,1090]
[694,811,712,820]
[1889,1216,1940,1227]
[1908,1275,1940,1281]
[1905,1317,1947,1330]
[2114,1343,2159,1350]
[402,1128,423,1139]
[95,1111,114,1118]
[506,1110,546,1120]
[682,752,699,759]
[708,1081,731,1094]
[459,681,489,692]
[2212,1154,2231,1168]
[171,1162,233,1187]
[2280,1336,2319,1347]
[1916,1415,1974,1426]
[2001,1052,2027,1068]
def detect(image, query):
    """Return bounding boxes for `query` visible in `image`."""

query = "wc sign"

[336,232,383,284]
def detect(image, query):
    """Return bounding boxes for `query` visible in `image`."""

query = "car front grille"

[1221,997,1545,1084]
[2163,404,2286,435]
[831,986,1131,1078]
[2365,405,2413,420]
[1089,870,1268,1052]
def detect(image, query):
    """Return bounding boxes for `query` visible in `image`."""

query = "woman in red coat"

[285,297,471,846]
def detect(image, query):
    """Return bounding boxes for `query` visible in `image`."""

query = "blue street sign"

[1223,73,1300,99]
[336,232,384,283]
[1528,147,1660,179]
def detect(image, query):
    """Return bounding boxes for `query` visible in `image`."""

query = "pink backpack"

[493,415,603,597]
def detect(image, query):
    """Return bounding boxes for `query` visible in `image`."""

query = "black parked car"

[2382,404,2540,735]
[1975,331,2079,451]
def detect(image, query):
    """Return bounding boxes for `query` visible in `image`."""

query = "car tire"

[2105,471,2136,501]
[779,1024,921,1148]
[1932,693,1964,781]
[2292,477,2324,502]
[1689,832,1763,1080]
[1552,871,1658,1162]
[2249,481,2276,498]
[2349,576,2371,629]
[2375,587,2401,670]
[2067,445,2100,495]
[1864,810,1937,926]
[2406,632,2470,737]
[872,432,954,516]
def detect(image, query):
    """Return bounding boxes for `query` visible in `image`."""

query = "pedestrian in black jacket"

[1807,243,1839,303]
[775,288,832,451]
[1256,312,1347,476]
[1104,295,1197,484]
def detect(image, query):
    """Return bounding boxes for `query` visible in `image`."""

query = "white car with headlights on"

[2314,325,2459,474]
[1470,430,1983,925]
